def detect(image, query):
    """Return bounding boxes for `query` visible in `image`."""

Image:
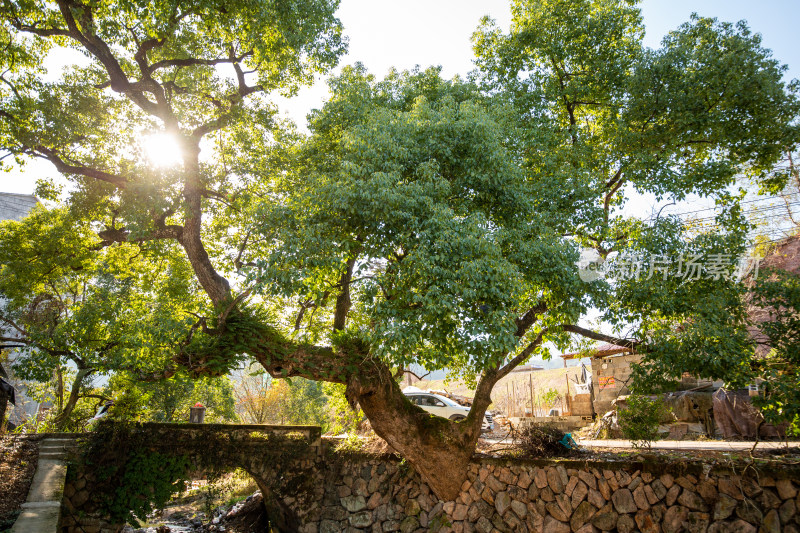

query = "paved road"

[575,439,792,451]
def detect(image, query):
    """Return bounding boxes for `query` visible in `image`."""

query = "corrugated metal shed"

[0,192,38,221]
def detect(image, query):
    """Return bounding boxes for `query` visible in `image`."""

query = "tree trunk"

[53,368,93,431]
[346,364,485,501]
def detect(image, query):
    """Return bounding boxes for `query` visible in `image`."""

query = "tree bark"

[346,363,480,501]
[52,367,93,431]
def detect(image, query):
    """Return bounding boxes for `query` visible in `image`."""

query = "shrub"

[617,394,669,449]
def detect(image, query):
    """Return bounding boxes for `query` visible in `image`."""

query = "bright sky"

[1,0,798,196]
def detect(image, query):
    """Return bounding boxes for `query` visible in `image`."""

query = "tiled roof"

[0,193,38,221]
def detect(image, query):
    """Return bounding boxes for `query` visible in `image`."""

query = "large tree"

[0,0,798,500]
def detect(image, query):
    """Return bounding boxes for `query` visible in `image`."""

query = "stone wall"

[59,424,800,533]
[304,454,799,533]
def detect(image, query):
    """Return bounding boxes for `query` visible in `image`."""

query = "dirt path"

[0,437,38,532]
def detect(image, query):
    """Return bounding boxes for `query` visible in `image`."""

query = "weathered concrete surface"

[23,459,67,503]
[10,504,61,533]
[10,435,77,533]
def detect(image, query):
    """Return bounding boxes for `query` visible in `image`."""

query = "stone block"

[588,488,606,510]
[761,488,781,509]
[510,499,526,519]
[546,501,569,522]
[486,474,506,493]
[611,489,638,514]
[718,478,742,500]
[777,479,798,500]
[644,484,659,505]
[517,471,532,490]
[571,481,588,509]
[666,484,682,506]
[578,470,597,490]
[495,491,512,516]
[761,509,781,533]
[662,506,688,533]
[591,503,618,531]
[566,476,579,497]
[735,501,763,525]
[616,513,635,533]
[598,478,611,501]
[534,468,548,489]
[548,467,565,494]
[678,489,709,512]
[497,468,517,486]
[713,493,737,520]
[779,498,796,524]
[349,510,373,528]
[543,515,570,533]
[632,485,650,511]
[634,509,659,533]
[570,501,598,531]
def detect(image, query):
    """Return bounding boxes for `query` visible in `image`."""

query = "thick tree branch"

[514,301,548,337]
[178,143,232,306]
[333,256,358,331]
[52,0,163,119]
[34,146,128,189]
[561,324,643,349]
[150,51,252,72]
[96,224,183,247]
[603,177,625,222]
[497,330,547,381]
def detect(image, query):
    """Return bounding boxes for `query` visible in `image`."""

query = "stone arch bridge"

[60,422,325,532]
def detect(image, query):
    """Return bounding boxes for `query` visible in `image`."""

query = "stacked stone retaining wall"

[305,455,798,533]
[62,451,800,533]
[56,425,800,533]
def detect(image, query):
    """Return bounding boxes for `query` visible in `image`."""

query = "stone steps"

[37,438,79,460]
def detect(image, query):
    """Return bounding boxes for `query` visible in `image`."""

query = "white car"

[404,392,494,431]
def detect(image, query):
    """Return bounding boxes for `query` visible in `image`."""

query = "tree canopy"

[0,0,798,499]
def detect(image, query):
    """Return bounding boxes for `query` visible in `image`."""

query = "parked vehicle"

[404,391,494,431]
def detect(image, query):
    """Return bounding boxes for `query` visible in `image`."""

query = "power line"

[681,207,800,226]
[659,191,800,217]
[676,201,800,223]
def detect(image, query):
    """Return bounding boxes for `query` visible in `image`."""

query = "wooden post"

[565,375,571,416]
[512,381,517,417]
[529,373,534,418]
